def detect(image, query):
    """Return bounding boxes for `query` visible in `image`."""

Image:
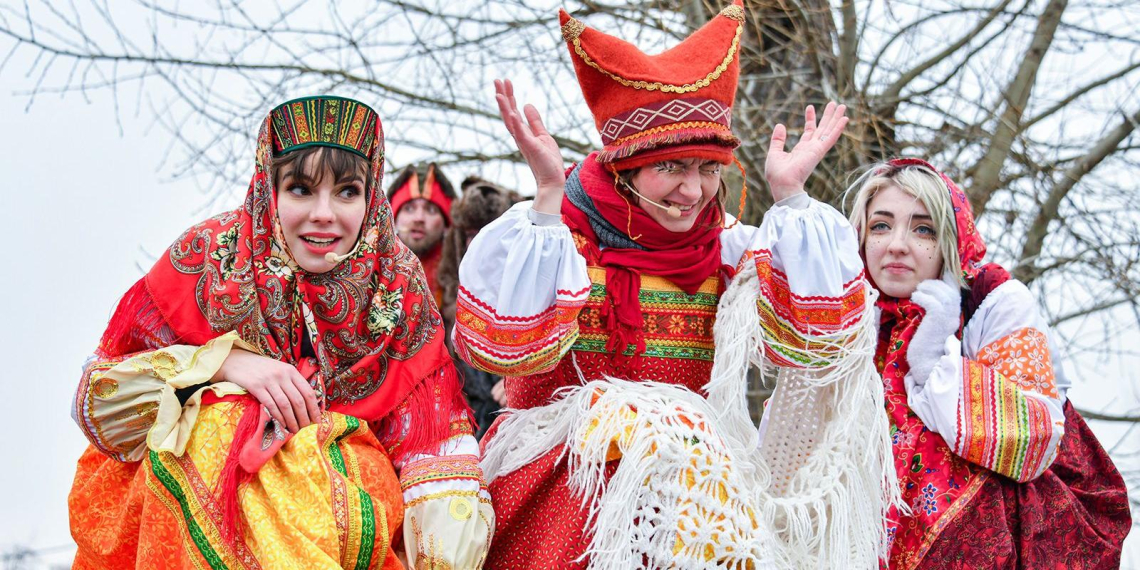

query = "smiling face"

[864,184,944,298]
[627,158,723,232]
[274,148,369,273]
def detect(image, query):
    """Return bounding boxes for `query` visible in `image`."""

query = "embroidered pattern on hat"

[600,98,732,145]
[269,96,379,159]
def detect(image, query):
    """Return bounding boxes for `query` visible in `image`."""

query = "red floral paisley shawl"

[97,103,460,455]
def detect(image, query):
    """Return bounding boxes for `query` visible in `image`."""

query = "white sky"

[0,6,1137,570]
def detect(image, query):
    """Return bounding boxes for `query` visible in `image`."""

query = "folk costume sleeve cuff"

[453,201,591,376]
[72,331,257,462]
[906,281,1066,482]
[397,424,495,568]
[742,198,867,369]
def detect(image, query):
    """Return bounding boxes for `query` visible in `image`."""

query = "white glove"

[906,277,962,388]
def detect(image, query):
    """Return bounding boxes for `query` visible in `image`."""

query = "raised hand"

[494,79,565,215]
[764,102,849,202]
[212,348,321,433]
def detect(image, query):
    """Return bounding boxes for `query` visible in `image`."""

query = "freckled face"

[628,158,722,232]
[864,184,944,298]
[276,157,368,274]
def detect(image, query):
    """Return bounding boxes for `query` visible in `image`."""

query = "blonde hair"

[845,161,966,289]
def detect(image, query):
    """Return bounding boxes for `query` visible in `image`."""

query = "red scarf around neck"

[561,153,728,361]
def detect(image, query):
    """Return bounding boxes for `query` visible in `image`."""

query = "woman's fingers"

[801,105,817,140]
[292,372,321,428]
[253,387,287,432]
[769,123,787,155]
[279,378,311,429]
[505,79,517,112]
[815,102,840,141]
[268,384,300,433]
[823,115,848,149]
[816,101,835,136]
[523,104,548,138]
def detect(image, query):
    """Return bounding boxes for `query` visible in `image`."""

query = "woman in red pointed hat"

[454,2,901,568]
[68,96,493,568]
[846,159,1131,569]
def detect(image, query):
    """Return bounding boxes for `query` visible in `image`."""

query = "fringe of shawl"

[376,362,473,460]
[707,260,904,568]
[215,397,260,546]
[482,261,902,569]
[97,276,178,358]
[482,379,777,570]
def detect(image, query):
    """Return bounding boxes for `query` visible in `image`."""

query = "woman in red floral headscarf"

[453,1,903,568]
[847,158,1131,569]
[69,96,493,569]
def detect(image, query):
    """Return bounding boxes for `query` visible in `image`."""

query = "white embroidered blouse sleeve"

[452,201,592,376]
[741,194,868,369]
[905,280,1066,482]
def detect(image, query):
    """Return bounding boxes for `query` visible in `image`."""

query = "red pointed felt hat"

[560,0,744,170]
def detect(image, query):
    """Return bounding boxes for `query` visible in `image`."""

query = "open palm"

[765,102,848,202]
[494,79,566,213]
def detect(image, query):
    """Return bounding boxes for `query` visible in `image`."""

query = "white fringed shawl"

[480,263,901,569]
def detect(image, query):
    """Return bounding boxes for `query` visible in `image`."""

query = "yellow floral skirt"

[69,401,404,569]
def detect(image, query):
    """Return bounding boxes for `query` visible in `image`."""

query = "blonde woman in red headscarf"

[69,96,493,569]
[454,2,901,568]
[846,159,1130,569]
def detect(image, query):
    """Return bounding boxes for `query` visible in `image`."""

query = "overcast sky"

[1,11,1137,570]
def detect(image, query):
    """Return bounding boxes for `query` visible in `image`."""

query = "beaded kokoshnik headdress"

[268,95,381,159]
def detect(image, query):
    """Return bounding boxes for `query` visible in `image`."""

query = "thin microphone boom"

[619,181,683,219]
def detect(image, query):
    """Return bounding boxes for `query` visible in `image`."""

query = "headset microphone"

[620,182,684,219]
[324,251,353,264]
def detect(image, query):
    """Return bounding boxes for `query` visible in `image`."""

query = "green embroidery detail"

[576,281,717,359]
[354,488,377,570]
[572,336,715,360]
[150,451,229,570]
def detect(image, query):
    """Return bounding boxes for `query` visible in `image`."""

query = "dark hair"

[271,146,370,193]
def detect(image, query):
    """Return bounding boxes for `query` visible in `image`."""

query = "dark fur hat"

[438,176,526,346]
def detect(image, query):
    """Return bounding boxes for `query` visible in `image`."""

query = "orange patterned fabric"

[956,360,1057,482]
[976,327,1058,399]
[454,283,588,376]
[70,404,405,570]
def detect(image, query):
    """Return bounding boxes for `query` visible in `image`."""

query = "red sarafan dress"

[460,1,899,566]
[870,159,1131,569]
[454,151,879,568]
[68,96,492,569]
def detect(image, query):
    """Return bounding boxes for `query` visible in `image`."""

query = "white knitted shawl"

[480,262,902,569]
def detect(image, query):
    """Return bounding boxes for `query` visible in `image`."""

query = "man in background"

[387,163,455,306]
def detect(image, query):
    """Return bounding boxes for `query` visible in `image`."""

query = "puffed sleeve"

[453,201,592,376]
[374,368,495,568]
[906,280,1066,482]
[71,331,254,462]
[741,194,867,368]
